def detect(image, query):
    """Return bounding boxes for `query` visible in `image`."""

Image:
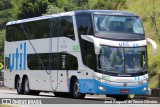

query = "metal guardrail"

[0,71,4,81]
[0,71,4,86]
[159,74,160,88]
[151,88,160,97]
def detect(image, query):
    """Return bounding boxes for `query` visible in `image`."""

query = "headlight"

[139,79,148,84]
[93,76,109,84]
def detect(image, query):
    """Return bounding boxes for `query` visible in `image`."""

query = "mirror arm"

[146,38,157,55]
[81,35,100,54]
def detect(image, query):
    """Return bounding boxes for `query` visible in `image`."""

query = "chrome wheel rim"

[17,79,21,91]
[74,82,80,95]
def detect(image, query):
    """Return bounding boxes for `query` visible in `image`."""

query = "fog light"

[142,87,147,91]
[98,86,106,91]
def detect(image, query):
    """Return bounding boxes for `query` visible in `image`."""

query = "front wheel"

[107,95,128,101]
[72,79,85,99]
[54,92,71,98]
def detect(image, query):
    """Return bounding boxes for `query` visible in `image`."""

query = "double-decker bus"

[4,10,157,100]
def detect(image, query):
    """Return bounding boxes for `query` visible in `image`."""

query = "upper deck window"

[94,15,144,35]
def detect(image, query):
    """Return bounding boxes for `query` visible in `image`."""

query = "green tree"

[18,0,50,19]
[0,0,13,29]
[63,2,76,12]
[63,0,89,11]
[0,0,13,63]
[93,0,127,10]
[0,0,13,11]
[53,0,68,8]
[44,5,64,15]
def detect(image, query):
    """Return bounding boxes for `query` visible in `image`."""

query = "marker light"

[139,79,148,84]
[93,76,109,84]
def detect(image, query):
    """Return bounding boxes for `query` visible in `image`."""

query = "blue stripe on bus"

[78,79,148,95]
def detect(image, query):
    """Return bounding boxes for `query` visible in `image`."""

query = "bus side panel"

[4,70,16,88]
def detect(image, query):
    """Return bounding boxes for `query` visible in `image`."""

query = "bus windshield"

[97,46,147,74]
[94,15,144,35]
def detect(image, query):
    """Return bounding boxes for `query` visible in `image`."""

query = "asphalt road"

[0,87,160,107]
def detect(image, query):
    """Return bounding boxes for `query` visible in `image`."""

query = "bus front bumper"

[79,79,148,95]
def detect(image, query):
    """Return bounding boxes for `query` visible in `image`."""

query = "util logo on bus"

[9,42,27,71]
[119,42,129,47]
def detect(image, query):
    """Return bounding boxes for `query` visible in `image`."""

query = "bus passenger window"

[52,18,59,37]
[60,16,75,40]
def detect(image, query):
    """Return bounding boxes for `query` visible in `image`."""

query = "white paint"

[146,38,157,55]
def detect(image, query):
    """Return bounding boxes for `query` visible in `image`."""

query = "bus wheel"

[72,79,85,99]
[16,77,24,94]
[31,91,40,95]
[107,95,128,101]
[24,77,31,95]
[54,92,71,98]
[54,92,62,97]
[114,95,128,101]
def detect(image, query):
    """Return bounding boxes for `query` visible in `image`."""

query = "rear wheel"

[71,79,85,99]
[31,90,40,95]
[16,77,24,94]
[24,77,31,95]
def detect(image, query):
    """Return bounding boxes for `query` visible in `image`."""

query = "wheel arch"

[22,75,28,85]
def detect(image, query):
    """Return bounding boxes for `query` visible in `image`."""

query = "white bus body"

[4,10,157,99]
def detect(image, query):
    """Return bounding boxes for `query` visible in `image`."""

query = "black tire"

[71,79,85,99]
[107,95,128,101]
[54,92,62,97]
[115,95,128,101]
[31,90,40,96]
[54,92,71,98]
[24,77,31,95]
[16,77,24,94]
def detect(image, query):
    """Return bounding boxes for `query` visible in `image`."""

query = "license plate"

[120,89,129,93]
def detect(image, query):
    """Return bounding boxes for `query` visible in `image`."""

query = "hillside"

[124,0,160,88]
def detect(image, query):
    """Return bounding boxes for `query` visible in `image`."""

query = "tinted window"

[75,13,95,70]
[6,19,50,41]
[76,13,93,35]
[25,19,50,39]
[27,53,57,70]
[59,16,75,40]
[6,24,27,41]
[52,17,59,37]
[58,53,78,70]
[6,17,75,41]
[27,53,78,70]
